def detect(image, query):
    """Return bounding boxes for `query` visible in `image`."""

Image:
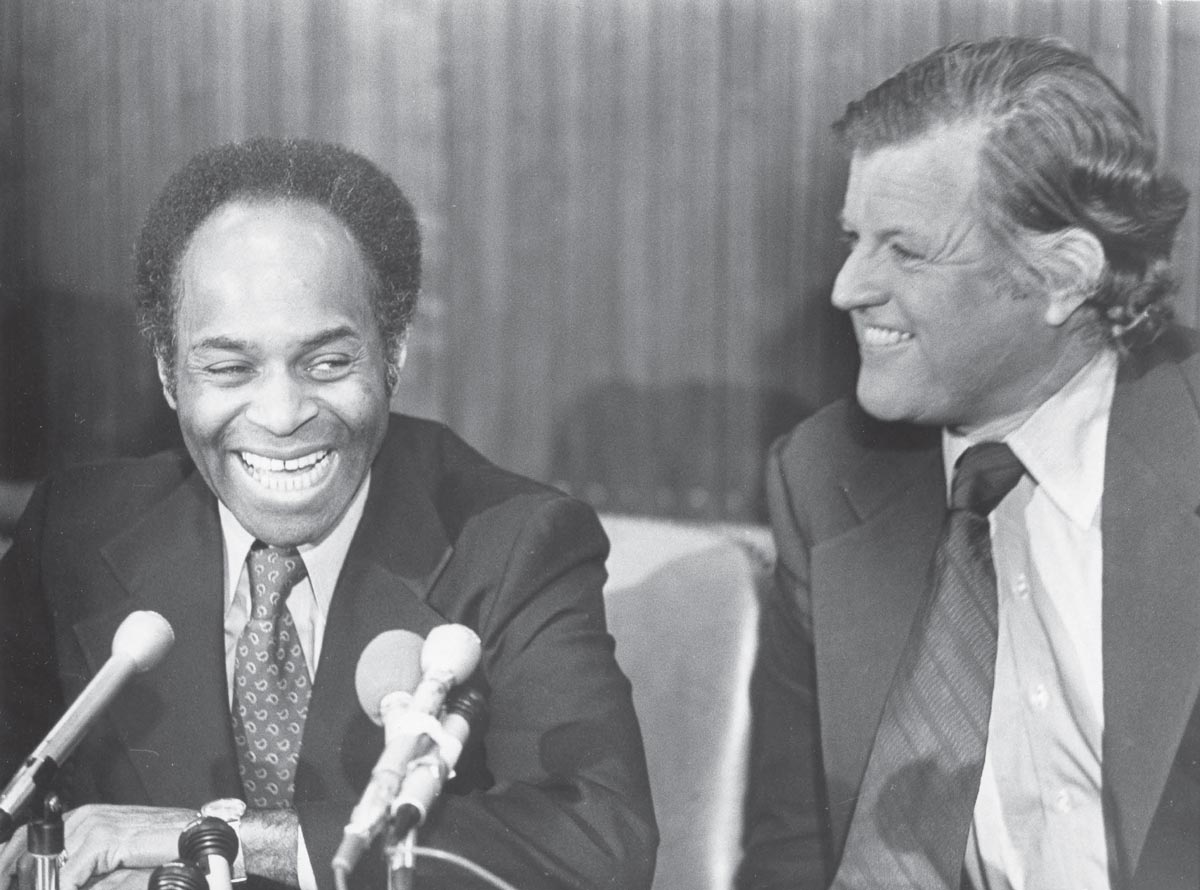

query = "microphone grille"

[354,629,425,725]
[112,611,175,672]
[420,623,482,684]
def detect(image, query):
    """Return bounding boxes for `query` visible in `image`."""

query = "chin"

[228,501,341,547]
[854,374,940,426]
[856,391,907,423]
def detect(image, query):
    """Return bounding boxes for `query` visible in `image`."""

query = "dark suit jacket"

[0,414,657,890]
[738,328,1200,890]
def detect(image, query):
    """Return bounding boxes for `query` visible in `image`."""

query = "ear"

[1041,227,1105,327]
[155,353,178,410]
[384,334,409,395]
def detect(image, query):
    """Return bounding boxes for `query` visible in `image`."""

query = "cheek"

[324,388,367,420]
[319,383,391,447]
[174,387,242,441]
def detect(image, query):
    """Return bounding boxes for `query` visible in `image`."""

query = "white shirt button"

[1013,574,1030,600]
[1053,788,1073,812]
[1029,683,1049,710]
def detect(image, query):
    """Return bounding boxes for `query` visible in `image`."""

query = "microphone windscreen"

[420,623,482,684]
[111,611,175,671]
[355,629,425,724]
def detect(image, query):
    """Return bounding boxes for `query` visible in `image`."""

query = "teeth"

[242,450,327,471]
[861,325,913,347]
[239,450,331,492]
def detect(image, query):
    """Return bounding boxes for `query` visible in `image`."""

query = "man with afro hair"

[0,137,657,890]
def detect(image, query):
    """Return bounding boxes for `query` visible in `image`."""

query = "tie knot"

[950,442,1025,515]
[247,542,308,613]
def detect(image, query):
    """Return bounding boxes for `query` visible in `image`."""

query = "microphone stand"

[335,688,509,890]
[378,688,484,890]
[25,794,64,890]
[383,823,417,890]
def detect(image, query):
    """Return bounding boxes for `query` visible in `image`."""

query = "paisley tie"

[231,542,311,808]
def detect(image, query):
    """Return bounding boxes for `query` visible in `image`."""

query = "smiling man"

[0,138,656,890]
[737,38,1196,890]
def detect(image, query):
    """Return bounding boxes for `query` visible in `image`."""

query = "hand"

[0,830,29,890]
[0,805,195,890]
[61,805,195,890]
[77,869,157,890]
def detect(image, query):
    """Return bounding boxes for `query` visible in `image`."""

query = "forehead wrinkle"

[189,334,253,355]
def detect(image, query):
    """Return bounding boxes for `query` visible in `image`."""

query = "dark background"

[1,0,1197,523]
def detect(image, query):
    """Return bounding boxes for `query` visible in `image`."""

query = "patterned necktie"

[232,542,311,809]
[832,442,1026,889]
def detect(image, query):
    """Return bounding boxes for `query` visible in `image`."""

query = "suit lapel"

[296,439,454,801]
[812,441,945,854]
[91,470,244,803]
[1102,346,1200,880]
[82,429,458,807]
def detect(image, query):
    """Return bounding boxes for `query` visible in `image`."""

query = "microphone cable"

[332,846,522,890]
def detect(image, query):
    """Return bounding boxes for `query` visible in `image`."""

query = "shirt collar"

[218,472,372,612]
[943,348,1118,528]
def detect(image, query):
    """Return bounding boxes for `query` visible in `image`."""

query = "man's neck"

[952,335,1110,440]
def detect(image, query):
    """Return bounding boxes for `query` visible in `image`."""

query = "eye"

[205,362,254,382]
[888,241,925,263]
[307,355,353,381]
[838,230,859,250]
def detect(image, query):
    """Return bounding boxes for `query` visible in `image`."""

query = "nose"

[830,247,888,312]
[244,367,319,436]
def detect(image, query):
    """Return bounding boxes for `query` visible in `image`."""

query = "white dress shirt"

[217,474,371,890]
[947,349,1118,890]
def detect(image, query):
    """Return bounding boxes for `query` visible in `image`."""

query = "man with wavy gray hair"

[739,36,1193,890]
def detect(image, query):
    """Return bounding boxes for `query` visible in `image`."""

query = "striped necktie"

[832,441,1026,889]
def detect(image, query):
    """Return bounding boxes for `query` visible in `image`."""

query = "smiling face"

[161,199,394,547]
[832,124,1081,433]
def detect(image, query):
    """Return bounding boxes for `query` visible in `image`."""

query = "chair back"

[602,514,772,890]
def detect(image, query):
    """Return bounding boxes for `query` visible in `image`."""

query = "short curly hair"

[834,36,1190,349]
[136,136,421,388]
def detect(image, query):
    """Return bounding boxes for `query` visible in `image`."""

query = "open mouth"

[239,449,333,491]
[859,324,913,348]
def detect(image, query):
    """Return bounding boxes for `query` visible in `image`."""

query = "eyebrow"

[190,326,363,355]
[837,212,915,241]
[297,326,363,351]
[190,335,250,354]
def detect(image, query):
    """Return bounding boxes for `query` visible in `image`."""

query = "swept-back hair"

[835,36,1189,347]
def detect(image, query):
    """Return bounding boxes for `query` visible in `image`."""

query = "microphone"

[407,624,483,718]
[148,861,209,890]
[354,629,427,739]
[388,686,487,837]
[332,624,482,874]
[0,610,175,842]
[330,629,425,873]
[178,816,239,890]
